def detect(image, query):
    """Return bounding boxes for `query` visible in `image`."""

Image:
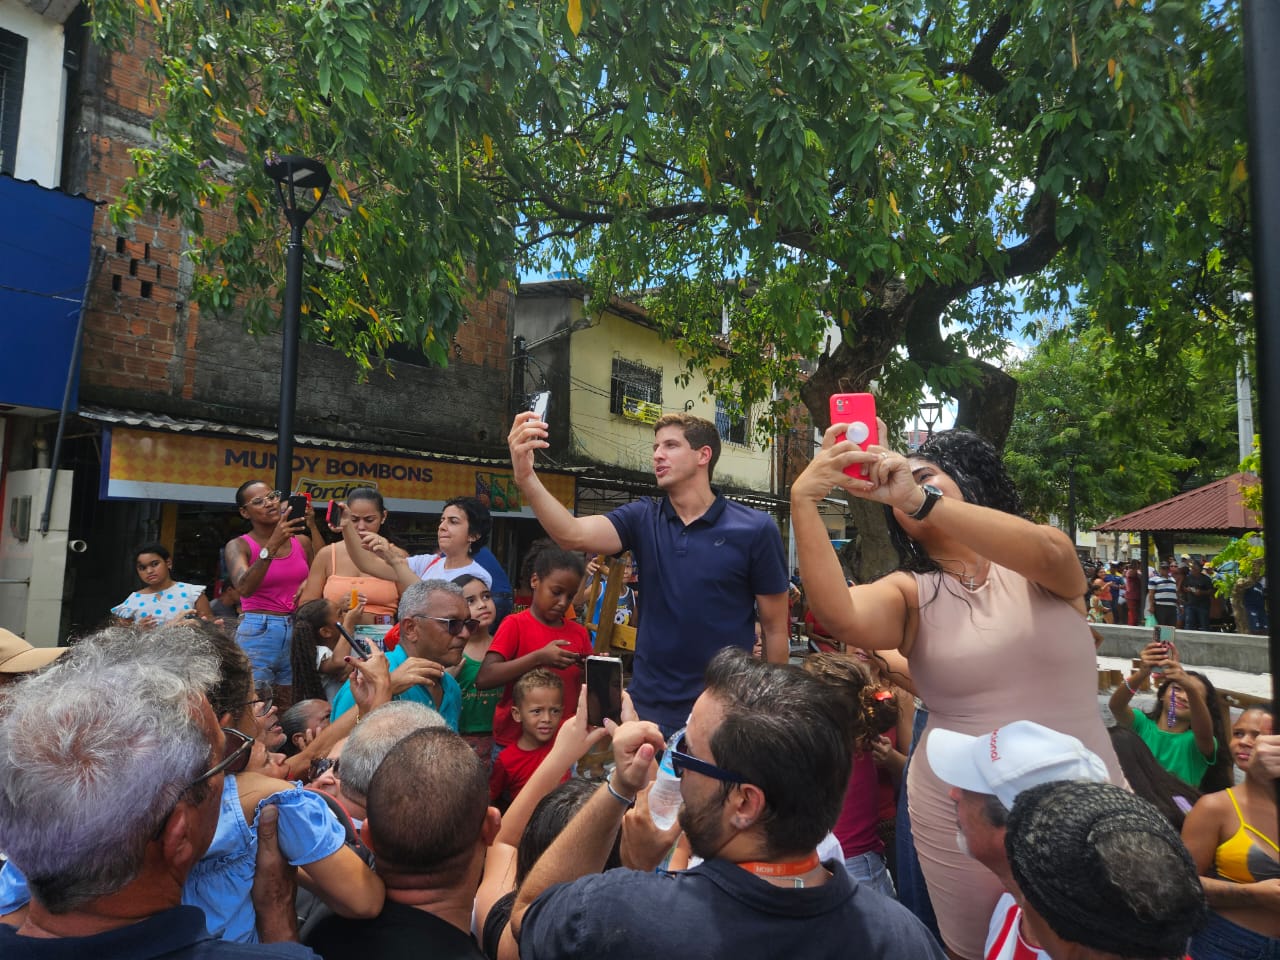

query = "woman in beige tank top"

[792,425,1123,960]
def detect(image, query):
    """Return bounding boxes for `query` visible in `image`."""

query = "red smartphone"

[326,499,343,527]
[829,393,879,479]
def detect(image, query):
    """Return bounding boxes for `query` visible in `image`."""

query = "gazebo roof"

[1095,473,1261,534]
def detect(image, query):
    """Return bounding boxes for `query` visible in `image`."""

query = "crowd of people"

[0,409,1276,960]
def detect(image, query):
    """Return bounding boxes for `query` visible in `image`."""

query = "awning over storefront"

[0,176,97,413]
[84,407,579,518]
[574,471,791,518]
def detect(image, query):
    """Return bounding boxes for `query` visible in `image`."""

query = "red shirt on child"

[489,739,563,804]
[488,610,592,748]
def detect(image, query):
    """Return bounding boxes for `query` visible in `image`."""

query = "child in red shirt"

[489,669,566,806]
[475,543,591,753]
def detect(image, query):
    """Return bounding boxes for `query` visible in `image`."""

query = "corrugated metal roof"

[1095,473,1261,533]
[77,405,589,471]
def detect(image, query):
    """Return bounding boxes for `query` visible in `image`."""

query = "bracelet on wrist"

[605,775,636,810]
[1124,679,1139,696]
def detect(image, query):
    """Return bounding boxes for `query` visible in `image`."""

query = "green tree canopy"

[91,0,1248,439]
[1003,324,1240,531]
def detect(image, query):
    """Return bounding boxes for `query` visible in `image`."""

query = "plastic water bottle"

[648,727,685,830]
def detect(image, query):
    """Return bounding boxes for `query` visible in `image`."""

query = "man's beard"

[679,792,729,861]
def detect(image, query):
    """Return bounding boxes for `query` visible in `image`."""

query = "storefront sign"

[100,426,575,516]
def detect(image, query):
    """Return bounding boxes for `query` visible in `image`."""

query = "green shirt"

[456,653,502,735]
[1130,708,1216,786]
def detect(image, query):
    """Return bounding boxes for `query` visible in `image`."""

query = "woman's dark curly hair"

[884,429,1024,575]
[443,496,491,555]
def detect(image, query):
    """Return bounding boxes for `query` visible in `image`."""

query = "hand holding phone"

[829,393,879,480]
[326,499,344,528]
[335,622,372,660]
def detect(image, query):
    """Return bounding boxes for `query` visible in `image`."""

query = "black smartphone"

[326,499,343,527]
[335,622,372,660]
[287,493,309,522]
[585,655,624,727]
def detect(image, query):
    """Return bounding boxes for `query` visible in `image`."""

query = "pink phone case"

[829,393,878,479]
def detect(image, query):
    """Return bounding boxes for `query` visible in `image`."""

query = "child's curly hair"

[802,651,895,750]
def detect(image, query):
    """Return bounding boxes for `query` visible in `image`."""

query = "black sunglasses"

[309,756,340,781]
[412,615,480,637]
[668,730,745,784]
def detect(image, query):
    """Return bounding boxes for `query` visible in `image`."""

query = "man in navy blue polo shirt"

[508,410,789,733]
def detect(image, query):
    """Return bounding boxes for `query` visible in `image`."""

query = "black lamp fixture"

[264,155,330,496]
[918,400,943,441]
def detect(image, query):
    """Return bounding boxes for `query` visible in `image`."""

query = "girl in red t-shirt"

[475,544,592,751]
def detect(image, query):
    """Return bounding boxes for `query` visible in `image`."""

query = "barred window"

[610,358,662,416]
[716,397,749,446]
[0,30,26,177]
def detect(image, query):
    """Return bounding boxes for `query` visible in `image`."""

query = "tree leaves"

[88,0,1246,431]
[1004,326,1241,529]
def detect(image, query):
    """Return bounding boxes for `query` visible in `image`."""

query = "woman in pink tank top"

[792,427,1123,960]
[223,479,315,709]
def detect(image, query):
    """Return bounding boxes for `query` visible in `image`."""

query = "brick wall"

[69,27,513,457]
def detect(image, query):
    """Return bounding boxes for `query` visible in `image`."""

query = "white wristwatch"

[259,546,271,561]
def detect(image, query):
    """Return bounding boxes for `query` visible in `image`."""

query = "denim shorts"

[1191,911,1280,960]
[843,850,897,900]
[235,612,293,686]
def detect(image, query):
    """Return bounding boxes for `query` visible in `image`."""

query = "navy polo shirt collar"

[0,905,214,959]
[658,488,727,528]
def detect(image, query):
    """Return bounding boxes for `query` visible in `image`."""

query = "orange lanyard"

[736,851,821,879]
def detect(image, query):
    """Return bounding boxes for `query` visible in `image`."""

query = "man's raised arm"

[509,411,623,554]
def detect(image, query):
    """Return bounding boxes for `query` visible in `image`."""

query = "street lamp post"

[1066,452,1078,547]
[918,401,943,442]
[264,155,330,496]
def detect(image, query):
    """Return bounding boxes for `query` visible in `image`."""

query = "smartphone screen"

[287,493,309,522]
[530,390,550,421]
[585,655,624,727]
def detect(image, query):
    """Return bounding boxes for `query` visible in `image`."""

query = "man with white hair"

[339,700,446,823]
[0,630,313,957]
[926,720,1111,960]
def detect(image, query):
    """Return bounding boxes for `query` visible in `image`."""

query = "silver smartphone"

[530,390,550,420]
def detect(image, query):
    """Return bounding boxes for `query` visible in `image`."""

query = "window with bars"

[716,397,749,446]
[0,29,27,177]
[610,357,662,416]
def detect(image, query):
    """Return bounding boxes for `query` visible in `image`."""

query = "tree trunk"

[953,360,1019,449]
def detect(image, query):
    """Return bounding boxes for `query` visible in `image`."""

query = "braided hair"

[290,598,335,703]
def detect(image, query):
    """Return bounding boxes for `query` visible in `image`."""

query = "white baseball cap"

[927,720,1110,809]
